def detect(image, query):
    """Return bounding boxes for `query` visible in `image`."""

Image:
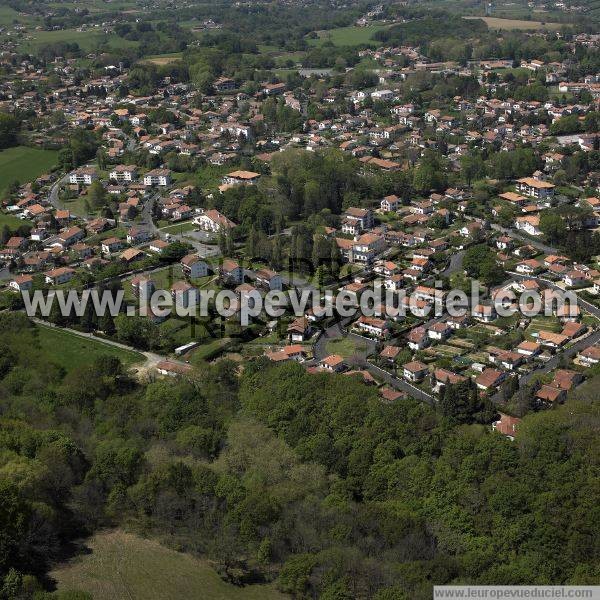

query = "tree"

[0,112,19,149]
[539,212,567,246]
[88,180,106,210]
[460,153,485,186]
[438,379,495,424]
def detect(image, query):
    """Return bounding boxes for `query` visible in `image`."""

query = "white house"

[9,275,33,292]
[380,194,401,212]
[68,167,97,185]
[221,259,244,284]
[180,254,209,279]
[171,281,199,308]
[143,168,172,187]
[255,268,282,291]
[515,215,542,236]
[403,361,429,383]
[109,165,138,182]
[516,177,555,200]
[193,209,236,232]
[44,267,75,285]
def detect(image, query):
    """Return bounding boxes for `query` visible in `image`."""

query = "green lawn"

[0,212,32,231]
[35,325,144,371]
[160,221,196,234]
[308,24,388,46]
[14,28,139,52]
[50,530,287,600]
[325,336,367,358]
[0,146,58,198]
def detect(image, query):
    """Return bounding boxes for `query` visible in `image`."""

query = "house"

[499,191,527,207]
[381,194,401,212]
[428,322,451,341]
[516,259,542,275]
[287,317,311,342]
[563,270,587,287]
[492,413,521,440]
[516,177,555,200]
[407,326,430,350]
[194,209,236,232]
[263,82,286,96]
[143,168,172,186]
[109,165,138,182]
[536,384,566,404]
[266,344,307,362]
[446,314,471,330]
[379,345,401,363]
[475,368,506,391]
[120,248,145,264]
[220,259,244,285]
[181,254,209,278]
[149,240,170,253]
[516,340,541,358]
[172,205,193,221]
[131,275,155,299]
[171,281,199,308]
[255,268,282,291]
[431,368,466,394]
[319,354,345,372]
[214,77,237,92]
[9,274,33,292]
[101,237,124,255]
[156,360,193,377]
[403,361,429,383]
[71,243,93,260]
[342,207,374,233]
[69,167,97,185]
[578,345,600,366]
[58,226,85,248]
[127,227,153,245]
[537,330,569,349]
[473,304,496,322]
[350,233,385,265]
[355,315,388,338]
[515,215,542,236]
[493,350,524,371]
[44,267,76,285]
[379,387,405,402]
[222,170,261,186]
[552,369,583,391]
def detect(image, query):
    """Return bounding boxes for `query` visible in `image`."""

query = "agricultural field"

[35,325,144,371]
[464,16,565,30]
[50,530,288,600]
[0,146,58,198]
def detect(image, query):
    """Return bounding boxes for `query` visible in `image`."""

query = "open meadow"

[50,530,288,600]
[0,146,58,198]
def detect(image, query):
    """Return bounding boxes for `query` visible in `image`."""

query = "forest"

[0,313,598,599]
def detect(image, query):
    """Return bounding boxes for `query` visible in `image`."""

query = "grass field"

[50,530,288,600]
[464,16,564,30]
[13,28,139,52]
[141,52,183,65]
[159,221,196,234]
[36,326,144,371]
[0,146,58,198]
[0,212,31,231]
[308,24,388,46]
[325,336,368,358]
